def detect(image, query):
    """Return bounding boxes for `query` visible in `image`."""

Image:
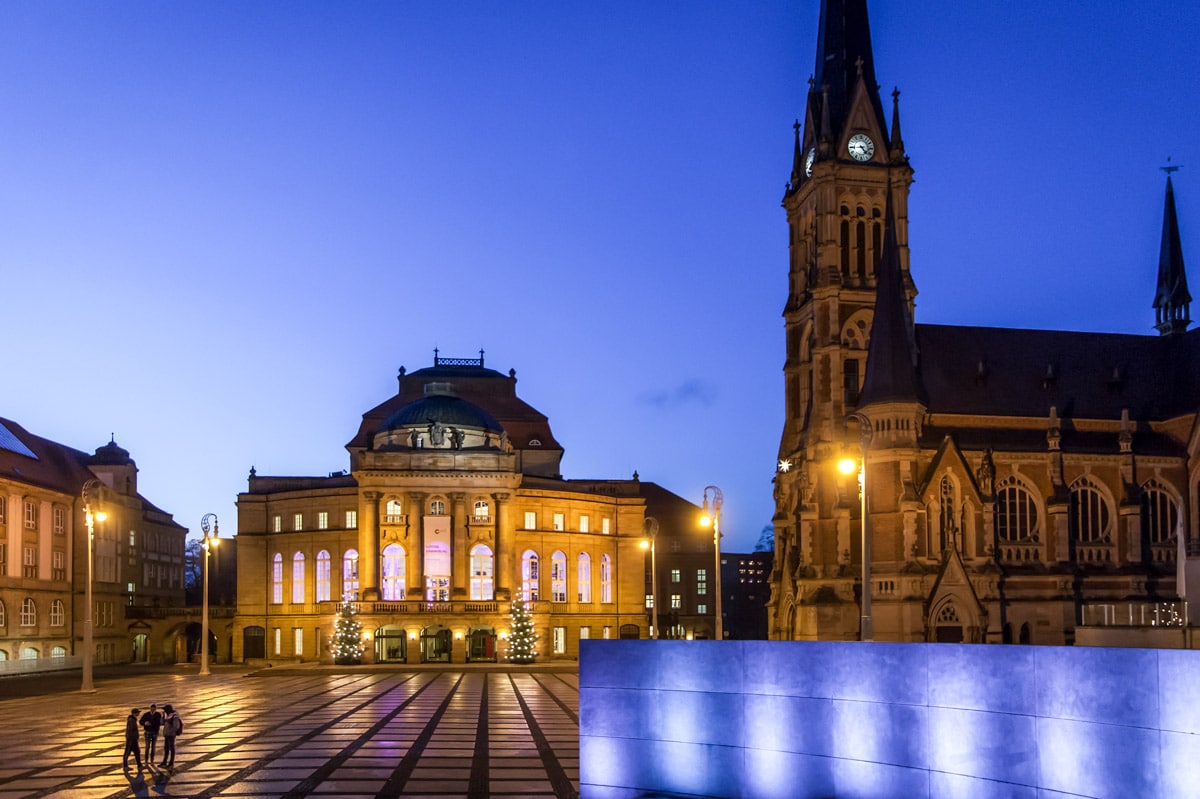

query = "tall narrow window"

[386,499,403,524]
[345,510,357,529]
[293,513,303,531]
[600,555,613,603]
[470,545,494,600]
[551,551,567,603]
[429,499,445,515]
[272,553,283,604]
[697,568,707,596]
[553,513,565,531]
[317,512,329,530]
[343,549,359,600]
[474,500,490,520]
[524,511,537,529]
[53,506,65,535]
[294,628,304,656]
[292,552,305,603]
[1141,482,1179,545]
[521,550,540,601]
[843,358,860,405]
[1070,477,1111,544]
[382,544,406,600]
[579,515,590,533]
[20,598,36,626]
[50,599,65,626]
[577,553,592,602]
[24,501,37,530]
[995,480,1038,541]
[316,550,331,602]
[273,515,282,533]
[939,475,959,553]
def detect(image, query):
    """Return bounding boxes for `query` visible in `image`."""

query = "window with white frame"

[50,599,64,626]
[697,604,707,615]
[53,506,65,535]
[294,627,304,656]
[521,550,540,601]
[20,598,35,626]
[1070,477,1112,544]
[272,553,283,604]
[386,499,403,523]
[602,518,610,534]
[273,515,282,533]
[995,479,1039,541]
[429,499,445,515]
[553,513,565,531]
[316,550,331,602]
[292,553,306,603]
[1141,481,1179,545]
[603,626,611,639]
[579,627,589,640]
[474,500,490,520]
[51,646,66,658]
[577,553,592,602]
[382,544,406,600]
[274,627,282,656]
[24,501,37,530]
[579,515,590,533]
[293,513,303,531]
[697,568,707,595]
[553,626,566,654]
[21,647,37,660]
[551,551,567,602]
[470,544,493,600]
[524,511,537,530]
[343,549,359,599]
[52,550,65,581]
[346,510,357,528]
[317,511,329,530]
[645,594,654,609]
[671,594,682,609]
[670,568,681,583]
[600,555,612,603]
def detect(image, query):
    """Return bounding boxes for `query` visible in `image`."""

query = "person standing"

[123,708,143,771]
[158,704,182,769]
[139,704,162,766]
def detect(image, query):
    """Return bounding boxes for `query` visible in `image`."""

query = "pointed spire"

[889,87,905,156]
[812,0,888,142]
[1154,171,1191,335]
[857,178,921,407]
[790,119,804,186]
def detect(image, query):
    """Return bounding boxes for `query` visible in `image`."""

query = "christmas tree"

[331,602,365,665]
[506,597,539,663]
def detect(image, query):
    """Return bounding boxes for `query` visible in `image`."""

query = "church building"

[234,352,698,663]
[769,0,1198,645]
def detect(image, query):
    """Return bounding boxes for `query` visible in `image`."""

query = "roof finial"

[1161,157,1182,175]
[433,346,439,365]
[855,55,864,79]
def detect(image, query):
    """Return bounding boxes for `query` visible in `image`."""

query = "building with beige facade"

[0,419,188,670]
[233,353,699,664]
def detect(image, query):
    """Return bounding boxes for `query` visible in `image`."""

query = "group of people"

[122,703,183,772]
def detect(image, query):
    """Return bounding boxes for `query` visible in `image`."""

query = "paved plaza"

[0,665,580,798]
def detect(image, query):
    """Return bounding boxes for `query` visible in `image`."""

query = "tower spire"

[889,87,905,157]
[812,0,889,143]
[1154,168,1191,336]
[857,177,921,408]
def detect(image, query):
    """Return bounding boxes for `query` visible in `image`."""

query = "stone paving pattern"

[0,666,580,798]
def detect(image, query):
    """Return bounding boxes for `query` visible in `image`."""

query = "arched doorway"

[375,625,407,663]
[243,626,266,660]
[420,625,452,663]
[619,624,640,639]
[132,633,149,663]
[933,603,965,643]
[467,626,497,662]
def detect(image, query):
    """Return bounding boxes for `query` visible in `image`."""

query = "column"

[451,493,467,597]
[410,493,426,599]
[493,493,511,600]
[7,493,22,578]
[39,499,53,580]
[359,491,381,600]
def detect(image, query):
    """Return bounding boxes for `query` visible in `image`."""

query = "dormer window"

[529,438,542,447]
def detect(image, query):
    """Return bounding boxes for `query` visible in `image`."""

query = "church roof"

[811,0,889,141]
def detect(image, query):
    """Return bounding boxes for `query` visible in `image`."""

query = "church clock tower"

[772,0,914,638]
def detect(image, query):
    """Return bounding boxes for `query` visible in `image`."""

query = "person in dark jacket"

[159,704,182,769]
[139,704,162,765]
[123,708,143,771]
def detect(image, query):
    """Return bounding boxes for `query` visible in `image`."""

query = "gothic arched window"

[995,479,1039,541]
[1070,477,1112,544]
[1141,482,1179,545]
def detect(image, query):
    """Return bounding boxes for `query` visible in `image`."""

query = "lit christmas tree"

[331,602,365,665]
[506,597,539,664]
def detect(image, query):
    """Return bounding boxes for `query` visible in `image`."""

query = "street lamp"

[640,516,659,640]
[838,453,872,641]
[199,514,220,676]
[81,479,107,693]
[700,486,724,641]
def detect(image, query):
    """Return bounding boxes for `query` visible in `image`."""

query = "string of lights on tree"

[506,596,538,663]
[331,601,365,665]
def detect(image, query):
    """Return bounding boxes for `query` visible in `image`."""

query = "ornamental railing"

[330,600,542,615]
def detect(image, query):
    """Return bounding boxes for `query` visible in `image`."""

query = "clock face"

[847,133,875,162]
[804,148,815,177]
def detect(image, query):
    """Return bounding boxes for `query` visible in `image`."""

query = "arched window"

[51,646,66,658]
[939,475,959,552]
[995,479,1039,541]
[21,647,37,660]
[470,545,494,600]
[429,499,446,515]
[474,500,490,520]
[0,649,6,661]
[577,553,592,603]
[385,499,403,523]
[292,552,306,603]
[316,550,331,602]
[600,555,613,603]
[521,550,540,601]
[49,599,65,626]
[271,553,283,604]
[551,551,567,603]
[382,544,407,600]
[1070,477,1112,544]
[20,598,36,626]
[343,549,359,600]
[0,599,6,627]
[1141,482,1179,545]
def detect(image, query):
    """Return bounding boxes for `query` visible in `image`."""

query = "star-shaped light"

[777,459,792,473]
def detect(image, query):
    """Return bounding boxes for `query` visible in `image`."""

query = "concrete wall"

[579,640,1200,799]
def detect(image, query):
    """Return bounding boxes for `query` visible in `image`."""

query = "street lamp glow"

[838,457,857,475]
[81,480,104,693]
[701,486,724,641]
[199,513,219,676]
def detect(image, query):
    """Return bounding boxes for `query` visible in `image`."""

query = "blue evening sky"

[2,2,1197,552]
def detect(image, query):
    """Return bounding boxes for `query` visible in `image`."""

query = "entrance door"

[935,625,964,643]
[243,626,266,659]
[420,626,452,662]
[374,627,407,663]
[467,628,497,662]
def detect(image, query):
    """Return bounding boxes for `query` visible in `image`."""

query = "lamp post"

[700,486,724,641]
[640,516,660,640]
[199,514,220,676]
[81,479,106,693]
[838,452,872,642]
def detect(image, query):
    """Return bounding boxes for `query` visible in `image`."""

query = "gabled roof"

[0,416,95,495]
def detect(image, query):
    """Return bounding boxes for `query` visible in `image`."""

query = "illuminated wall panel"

[579,640,1200,799]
